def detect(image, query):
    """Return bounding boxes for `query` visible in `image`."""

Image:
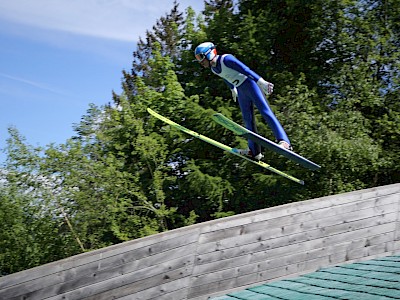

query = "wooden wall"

[1,183,399,300]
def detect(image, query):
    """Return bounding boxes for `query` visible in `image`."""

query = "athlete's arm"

[223,54,261,82]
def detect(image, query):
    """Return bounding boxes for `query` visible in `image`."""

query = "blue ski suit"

[211,54,290,156]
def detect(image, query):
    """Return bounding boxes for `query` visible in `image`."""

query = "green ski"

[212,113,321,171]
[148,108,304,185]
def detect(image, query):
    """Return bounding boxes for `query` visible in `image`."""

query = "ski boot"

[277,140,293,151]
[236,148,264,161]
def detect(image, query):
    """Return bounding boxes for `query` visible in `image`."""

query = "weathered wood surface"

[1,184,399,300]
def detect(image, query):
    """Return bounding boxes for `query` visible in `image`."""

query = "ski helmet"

[194,42,217,62]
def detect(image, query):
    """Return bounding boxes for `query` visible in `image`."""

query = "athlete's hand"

[257,78,274,96]
[231,87,238,102]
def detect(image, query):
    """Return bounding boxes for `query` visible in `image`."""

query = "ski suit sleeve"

[223,55,262,82]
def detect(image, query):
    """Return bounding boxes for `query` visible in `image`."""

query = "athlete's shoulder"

[221,54,243,65]
[221,53,236,61]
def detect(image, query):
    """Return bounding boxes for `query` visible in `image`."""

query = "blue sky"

[0,0,203,163]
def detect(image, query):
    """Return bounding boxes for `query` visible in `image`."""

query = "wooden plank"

[41,255,194,300]
[126,277,192,300]
[198,185,400,235]
[196,208,397,257]
[193,233,395,288]
[2,239,198,300]
[0,228,200,292]
[147,286,190,300]
[191,231,396,288]
[395,195,400,241]
[198,204,396,264]
[192,221,395,277]
[198,194,398,245]
[82,267,192,300]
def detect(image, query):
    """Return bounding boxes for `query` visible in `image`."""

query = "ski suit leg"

[236,89,262,156]
[238,80,290,146]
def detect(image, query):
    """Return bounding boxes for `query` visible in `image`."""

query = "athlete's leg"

[243,80,290,144]
[237,88,262,156]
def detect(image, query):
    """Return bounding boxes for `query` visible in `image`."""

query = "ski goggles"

[195,53,206,62]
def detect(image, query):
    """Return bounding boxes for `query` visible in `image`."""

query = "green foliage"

[0,186,75,275]
[1,130,79,275]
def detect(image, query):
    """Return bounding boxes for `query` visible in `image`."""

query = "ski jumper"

[211,54,290,156]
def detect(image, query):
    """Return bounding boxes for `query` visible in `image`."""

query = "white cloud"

[0,72,67,95]
[0,0,201,42]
